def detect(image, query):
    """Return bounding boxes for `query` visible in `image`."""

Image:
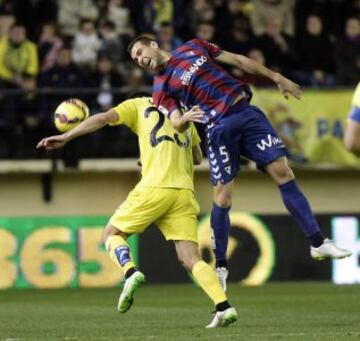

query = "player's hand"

[274,74,302,100]
[182,106,205,123]
[36,135,68,150]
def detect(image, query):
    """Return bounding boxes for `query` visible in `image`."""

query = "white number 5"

[219,146,229,163]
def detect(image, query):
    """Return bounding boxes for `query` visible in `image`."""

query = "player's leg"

[102,223,145,313]
[156,189,237,327]
[211,180,234,290]
[103,187,172,313]
[344,95,360,155]
[265,156,352,259]
[240,104,351,260]
[205,120,242,289]
[265,157,324,245]
[344,119,360,156]
[174,240,237,328]
[102,224,136,277]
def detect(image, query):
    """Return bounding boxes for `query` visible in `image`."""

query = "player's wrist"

[62,132,72,143]
[272,72,283,84]
[180,115,190,126]
[174,116,189,133]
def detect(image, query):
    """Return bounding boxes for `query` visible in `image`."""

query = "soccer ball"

[54,98,89,132]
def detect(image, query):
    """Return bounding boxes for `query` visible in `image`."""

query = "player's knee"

[213,190,232,207]
[177,253,191,271]
[101,224,127,244]
[278,166,294,183]
[267,159,295,184]
[344,138,360,155]
[213,180,234,207]
[181,258,198,271]
[176,248,200,271]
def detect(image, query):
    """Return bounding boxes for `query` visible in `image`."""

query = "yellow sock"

[105,235,135,274]
[192,260,227,305]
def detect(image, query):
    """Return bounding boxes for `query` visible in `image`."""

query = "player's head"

[127,34,167,72]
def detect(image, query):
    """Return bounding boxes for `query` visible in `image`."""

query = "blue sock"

[211,203,231,268]
[279,180,324,247]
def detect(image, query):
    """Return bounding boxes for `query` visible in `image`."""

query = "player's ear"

[150,40,159,49]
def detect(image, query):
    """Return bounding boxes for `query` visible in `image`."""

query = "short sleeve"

[191,39,222,58]
[190,123,201,146]
[153,78,179,117]
[110,99,138,131]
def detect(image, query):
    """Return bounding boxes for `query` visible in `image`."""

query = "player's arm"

[37,109,118,150]
[192,144,203,165]
[214,50,302,100]
[169,106,205,133]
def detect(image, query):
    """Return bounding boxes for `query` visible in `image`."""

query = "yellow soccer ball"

[54,98,89,132]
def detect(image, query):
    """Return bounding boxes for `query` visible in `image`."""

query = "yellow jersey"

[352,82,360,108]
[111,97,200,191]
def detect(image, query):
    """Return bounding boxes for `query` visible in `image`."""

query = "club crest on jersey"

[180,56,208,86]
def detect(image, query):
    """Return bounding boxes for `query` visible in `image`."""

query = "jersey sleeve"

[153,78,179,117]
[110,99,138,132]
[191,39,222,58]
[190,123,201,146]
[352,83,360,108]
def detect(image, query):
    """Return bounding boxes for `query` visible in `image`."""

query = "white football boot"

[205,307,238,328]
[310,239,352,260]
[216,267,228,292]
[118,271,145,313]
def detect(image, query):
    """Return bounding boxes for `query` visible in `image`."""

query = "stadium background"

[0,0,359,336]
[1,1,360,339]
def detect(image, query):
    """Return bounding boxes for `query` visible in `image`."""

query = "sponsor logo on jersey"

[180,56,208,86]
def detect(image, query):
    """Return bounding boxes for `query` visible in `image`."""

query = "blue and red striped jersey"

[153,39,252,123]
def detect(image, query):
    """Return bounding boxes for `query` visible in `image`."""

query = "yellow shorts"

[110,186,200,242]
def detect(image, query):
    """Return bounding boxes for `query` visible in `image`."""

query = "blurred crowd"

[0,0,359,159]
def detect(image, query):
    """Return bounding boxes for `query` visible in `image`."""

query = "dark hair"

[127,34,156,56]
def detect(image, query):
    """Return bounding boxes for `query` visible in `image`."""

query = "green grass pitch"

[1,283,359,340]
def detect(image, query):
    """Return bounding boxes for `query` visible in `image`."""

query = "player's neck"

[159,50,172,68]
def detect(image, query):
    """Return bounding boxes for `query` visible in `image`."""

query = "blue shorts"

[205,101,288,185]
[349,106,360,123]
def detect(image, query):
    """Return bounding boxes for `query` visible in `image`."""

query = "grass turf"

[0,283,359,340]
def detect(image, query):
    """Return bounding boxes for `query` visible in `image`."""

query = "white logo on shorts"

[256,134,284,151]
